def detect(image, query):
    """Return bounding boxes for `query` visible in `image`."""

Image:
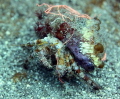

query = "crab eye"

[94,43,104,54]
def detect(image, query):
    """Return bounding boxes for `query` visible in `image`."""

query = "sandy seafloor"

[0,0,120,99]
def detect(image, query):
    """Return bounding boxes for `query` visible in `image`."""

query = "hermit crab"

[22,3,106,90]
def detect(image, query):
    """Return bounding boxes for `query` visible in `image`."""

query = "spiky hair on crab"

[22,3,106,90]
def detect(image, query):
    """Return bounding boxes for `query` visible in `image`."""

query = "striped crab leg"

[76,71,101,90]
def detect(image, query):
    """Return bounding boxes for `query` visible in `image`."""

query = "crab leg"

[77,71,101,90]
